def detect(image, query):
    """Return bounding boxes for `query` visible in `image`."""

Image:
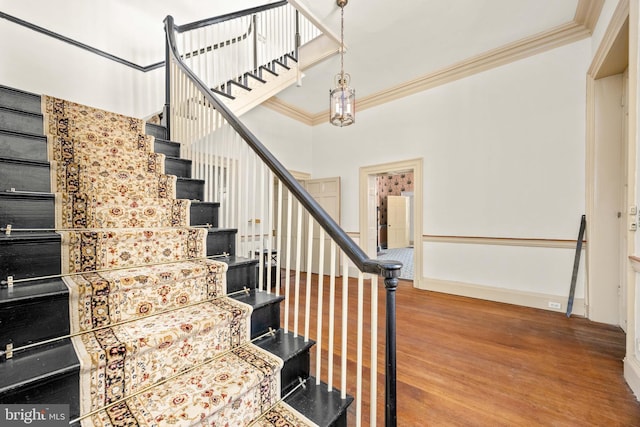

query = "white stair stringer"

[223,64,300,117]
[222,33,340,117]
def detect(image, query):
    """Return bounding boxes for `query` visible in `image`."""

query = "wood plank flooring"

[278,274,640,426]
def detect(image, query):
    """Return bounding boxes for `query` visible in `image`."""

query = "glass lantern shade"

[329,82,355,127]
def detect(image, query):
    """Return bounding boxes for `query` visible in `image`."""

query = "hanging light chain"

[340,3,345,87]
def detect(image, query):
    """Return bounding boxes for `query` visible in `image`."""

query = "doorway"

[275,175,341,275]
[359,159,423,285]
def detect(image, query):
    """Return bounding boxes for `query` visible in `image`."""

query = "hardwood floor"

[279,274,640,426]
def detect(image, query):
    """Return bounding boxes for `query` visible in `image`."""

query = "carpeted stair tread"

[60,228,209,273]
[88,344,282,426]
[74,296,252,404]
[38,96,318,426]
[67,259,227,325]
[284,378,353,427]
[58,194,190,229]
[0,339,79,394]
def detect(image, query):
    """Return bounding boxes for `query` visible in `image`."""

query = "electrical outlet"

[548,301,561,310]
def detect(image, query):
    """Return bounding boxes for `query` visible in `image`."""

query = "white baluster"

[327,239,337,391]
[315,228,325,385]
[304,216,313,342]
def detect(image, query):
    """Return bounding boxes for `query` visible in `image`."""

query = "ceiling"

[0,0,599,117]
[279,0,581,114]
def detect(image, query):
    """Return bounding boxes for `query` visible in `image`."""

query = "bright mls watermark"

[1,405,68,426]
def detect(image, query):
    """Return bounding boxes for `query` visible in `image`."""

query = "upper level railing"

[165,3,401,425]
[164,0,320,133]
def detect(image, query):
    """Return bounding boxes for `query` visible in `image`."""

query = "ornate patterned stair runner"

[42,97,316,426]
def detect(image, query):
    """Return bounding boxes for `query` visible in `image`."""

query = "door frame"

[359,158,423,285]
[586,1,631,325]
[585,0,640,397]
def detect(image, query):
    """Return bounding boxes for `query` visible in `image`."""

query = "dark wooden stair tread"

[233,288,285,310]
[285,378,353,427]
[0,339,79,395]
[255,328,314,362]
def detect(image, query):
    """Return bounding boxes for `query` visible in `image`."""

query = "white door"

[306,177,341,274]
[387,195,410,249]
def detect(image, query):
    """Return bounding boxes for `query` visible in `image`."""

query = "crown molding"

[575,0,605,30]
[270,1,604,126]
[262,97,314,125]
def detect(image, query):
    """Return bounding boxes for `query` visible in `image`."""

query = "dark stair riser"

[0,279,68,350]
[164,157,191,179]
[0,231,242,281]
[0,159,205,200]
[0,130,179,166]
[285,379,352,427]
[0,193,55,229]
[0,86,42,115]
[154,139,180,157]
[255,330,314,395]
[0,198,218,229]
[233,291,285,339]
[0,371,81,421]
[0,108,43,136]
[226,258,258,294]
[146,123,167,140]
[0,340,81,420]
[0,291,69,351]
[0,234,61,280]
[0,194,218,229]
[0,130,47,162]
[0,159,50,193]
[207,229,236,258]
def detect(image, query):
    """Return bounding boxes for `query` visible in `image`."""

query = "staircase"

[0,84,352,425]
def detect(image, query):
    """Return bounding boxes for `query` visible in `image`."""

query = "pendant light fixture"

[329,0,355,127]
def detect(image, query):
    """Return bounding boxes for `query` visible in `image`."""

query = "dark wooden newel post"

[382,263,401,427]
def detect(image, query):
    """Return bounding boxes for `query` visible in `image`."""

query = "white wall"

[0,17,164,118]
[242,105,314,174]
[0,0,273,118]
[591,0,622,55]
[310,39,590,308]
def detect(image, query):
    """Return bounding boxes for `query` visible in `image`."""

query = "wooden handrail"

[164,15,401,278]
[165,11,401,426]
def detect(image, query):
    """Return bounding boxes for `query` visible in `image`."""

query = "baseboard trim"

[418,277,586,316]
[624,357,640,399]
